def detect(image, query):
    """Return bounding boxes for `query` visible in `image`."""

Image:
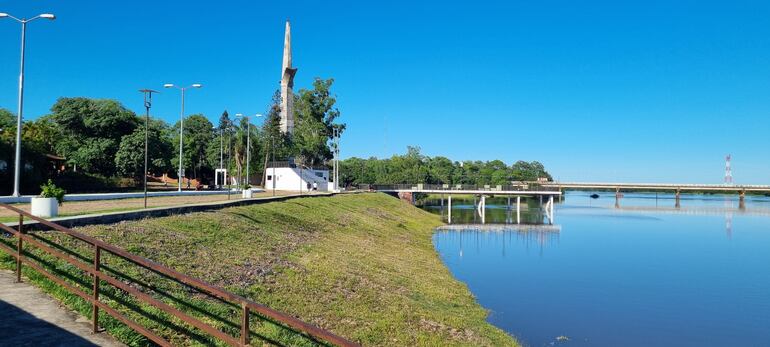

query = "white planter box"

[31,197,59,218]
[242,189,254,199]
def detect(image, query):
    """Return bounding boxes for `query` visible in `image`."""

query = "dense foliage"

[0,77,346,194]
[340,146,552,187]
[1,77,553,194]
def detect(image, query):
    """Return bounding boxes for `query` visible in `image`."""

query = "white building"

[266,165,336,192]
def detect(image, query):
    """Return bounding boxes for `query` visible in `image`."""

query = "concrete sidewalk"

[0,270,123,347]
[0,188,264,204]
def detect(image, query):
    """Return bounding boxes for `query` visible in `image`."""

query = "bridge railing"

[365,183,560,192]
[0,203,357,347]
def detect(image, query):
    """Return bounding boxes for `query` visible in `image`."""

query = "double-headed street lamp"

[163,83,202,191]
[1,12,55,197]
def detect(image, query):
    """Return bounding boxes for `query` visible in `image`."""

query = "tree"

[511,160,552,181]
[22,116,61,155]
[115,119,174,179]
[293,78,345,167]
[50,97,139,176]
[429,156,455,184]
[173,114,213,181]
[262,90,293,162]
[206,110,233,171]
[339,147,553,186]
[231,116,261,185]
[0,109,14,141]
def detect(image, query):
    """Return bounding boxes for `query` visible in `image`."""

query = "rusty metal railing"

[0,203,358,347]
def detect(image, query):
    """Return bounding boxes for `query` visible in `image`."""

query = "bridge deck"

[376,189,561,196]
[543,182,770,192]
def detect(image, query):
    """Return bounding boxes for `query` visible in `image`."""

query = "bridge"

[368,181,770,223]
[539,181,770,193]
[538,181,770,208]
[369,184,560,224]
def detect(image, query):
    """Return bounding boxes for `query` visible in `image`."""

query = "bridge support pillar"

[547,195,554,224]
[477,195,486,224]
[448,195,452,224]
[615,187,621,208]
[516,196,521,224]
[739,191,746,210]
[675,189,681,209]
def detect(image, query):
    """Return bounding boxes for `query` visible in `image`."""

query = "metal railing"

[366,183,560,192]
[0,203,357,347]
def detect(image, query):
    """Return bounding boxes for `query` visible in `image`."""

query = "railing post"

[93,245,101,333]
[16,213,23,283]
[241,302,250,346]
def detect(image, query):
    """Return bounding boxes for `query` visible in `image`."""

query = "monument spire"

[280,20,297,134]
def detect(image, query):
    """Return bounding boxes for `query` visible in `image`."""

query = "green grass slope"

[1,193,517,346]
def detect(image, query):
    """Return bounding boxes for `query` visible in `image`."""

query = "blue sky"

[1,1,769,183]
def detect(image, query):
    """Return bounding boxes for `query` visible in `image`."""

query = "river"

[425,191,770,347]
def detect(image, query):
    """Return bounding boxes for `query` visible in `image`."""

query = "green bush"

[39,179,65,205]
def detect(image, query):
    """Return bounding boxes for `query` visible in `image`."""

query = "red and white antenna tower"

[725,154,733,185]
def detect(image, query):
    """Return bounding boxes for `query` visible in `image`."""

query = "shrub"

[40,179,65,205]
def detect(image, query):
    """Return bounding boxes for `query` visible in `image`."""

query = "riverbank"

[0,193,517,346]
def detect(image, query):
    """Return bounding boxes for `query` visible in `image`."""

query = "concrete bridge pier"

[516,196,521,224]
[447,195,452,224]
[477,195,487,224]
[739,191,746,210]
[544,195,555,224]
[615,187,621,208]
[675,189,681,209]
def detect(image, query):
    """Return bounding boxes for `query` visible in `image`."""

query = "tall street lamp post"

[0,12,55,197]
[235,114,262,189]
[163,83,202,191]
[139,89,159,208]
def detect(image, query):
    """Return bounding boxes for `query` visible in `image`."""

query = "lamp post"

[1,12,56,197]
[139,89,159,208]
[235,114,262,189]
[163,83,202,192]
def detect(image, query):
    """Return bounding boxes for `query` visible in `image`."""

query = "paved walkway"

[0,188,265,204]
[0,270,123,347]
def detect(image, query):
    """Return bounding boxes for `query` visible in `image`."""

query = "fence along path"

[0,203,358,347]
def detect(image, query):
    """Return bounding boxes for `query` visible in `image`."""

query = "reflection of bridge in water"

[435,224,561,257]
[612,205,770,217]
[603,200,765,239]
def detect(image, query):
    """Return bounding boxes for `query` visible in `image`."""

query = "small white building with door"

[266,165,334,192]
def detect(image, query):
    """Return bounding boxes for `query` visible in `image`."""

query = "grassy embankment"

[0,193,517,346]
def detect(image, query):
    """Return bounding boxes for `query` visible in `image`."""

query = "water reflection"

[423,196,553,225]
[436,225,561,258]
[429,191,770,347]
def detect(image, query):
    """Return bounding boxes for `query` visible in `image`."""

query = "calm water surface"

[427,192,770,347]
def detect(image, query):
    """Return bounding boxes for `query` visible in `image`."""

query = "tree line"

[0,78,343,195]
[339,146,553,187]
